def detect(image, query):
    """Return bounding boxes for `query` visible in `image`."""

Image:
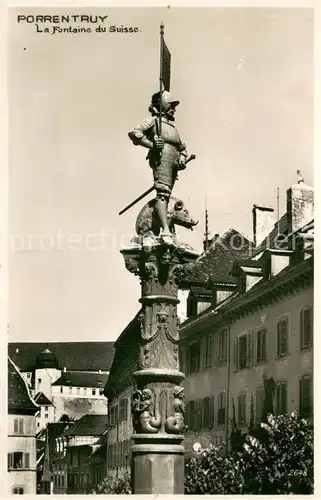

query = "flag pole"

[159,22,164,137]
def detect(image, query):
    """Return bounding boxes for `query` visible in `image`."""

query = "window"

[195,399,203,430]
[300,307,313,350]
[45,414,48,419]
[12,487,24,495]
[92,388,96,396]
[60,386,63,393]
[37,422,40,428]
[277,317,289,357]
[109,404,117,427]
[38,378,41,384]
[45,406,48,411]
[187,400,195,431]
[276,381,288,415]
[8,452,29,470]
[256,328,267,363]
[27,373,31,378]
[238,393,247,425]
[203,335,213,368]
[119,398,129,422]
[203,397,210,428]
[239,335,247,369]
[300,376,312,418]
[202,396,214,428]
[217,392,226,425]
[255,387,265,424]
[234,332,253,371]
[188,341,200,374]
[14,418,24,435]
[218,329,228,365]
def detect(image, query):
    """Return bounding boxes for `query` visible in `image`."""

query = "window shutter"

[195,399,202,430]
[300,308,312,349]
[233,338,239,371]
[223,329,228,364]
[19,419,24,434]
[196,341,201,372]
[300,376,312,417]
[247,332,253,367]
[199,399,204,430]
[188,401,195,431]
[277,318,288,357]
[203,397,209,428]
[209,396,215,428]
[276,381,287,415]
[255,387,264,424]
[24,452,30,469]
[8,453,12,469]
[262,329,267,360]
[14,419,19,434]
[238,394,247,425]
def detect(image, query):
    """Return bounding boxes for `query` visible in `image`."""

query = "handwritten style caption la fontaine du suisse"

[17,15,140,35]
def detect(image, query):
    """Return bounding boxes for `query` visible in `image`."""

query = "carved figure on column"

[129,91,197,246]
[132,389,161,434]
[165,386,186,434]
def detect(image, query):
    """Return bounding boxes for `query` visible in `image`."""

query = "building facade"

[104,178,314,465]
[104,314,140,478]
[180,180,314,454]
[8,357,39,495]
[61,414,109,494]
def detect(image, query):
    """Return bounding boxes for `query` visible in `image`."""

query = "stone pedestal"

[121,237,198,494]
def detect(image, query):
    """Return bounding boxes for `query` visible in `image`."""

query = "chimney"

[287,179,314,234]
[252,205,275,247]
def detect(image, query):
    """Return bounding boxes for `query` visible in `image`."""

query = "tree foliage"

[185,413,313,495]
[93,472,131,494]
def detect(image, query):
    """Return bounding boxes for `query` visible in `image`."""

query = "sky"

[9,6,313,342]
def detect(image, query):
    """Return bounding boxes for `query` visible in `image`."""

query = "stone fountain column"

[121,240,198,494]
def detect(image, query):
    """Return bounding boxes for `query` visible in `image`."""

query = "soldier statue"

[128,90,189,246]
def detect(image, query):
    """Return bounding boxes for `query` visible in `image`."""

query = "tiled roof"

[62,414,108,437]
[52,371,108,388]
[8,357,39,414]
[182,229,253,286]
[8,342,115,373]
[34,392,53,406]
[190,286,212,299]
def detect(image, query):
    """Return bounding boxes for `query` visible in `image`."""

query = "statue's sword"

[118,154,196,216]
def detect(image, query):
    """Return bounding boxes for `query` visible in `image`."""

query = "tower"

[34,348,61,401]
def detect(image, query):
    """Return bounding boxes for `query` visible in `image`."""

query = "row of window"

[54,472,66,489]
[107,440,131,469]
[67,472,89,489]
[185,376,312,431]
[8,452,30,470]
[12,487,24,495]
[185,307,313,375]
[58,386,103,396]
[109,397,129,427]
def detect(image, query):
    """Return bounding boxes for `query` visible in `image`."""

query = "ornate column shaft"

[122,241,198,494]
